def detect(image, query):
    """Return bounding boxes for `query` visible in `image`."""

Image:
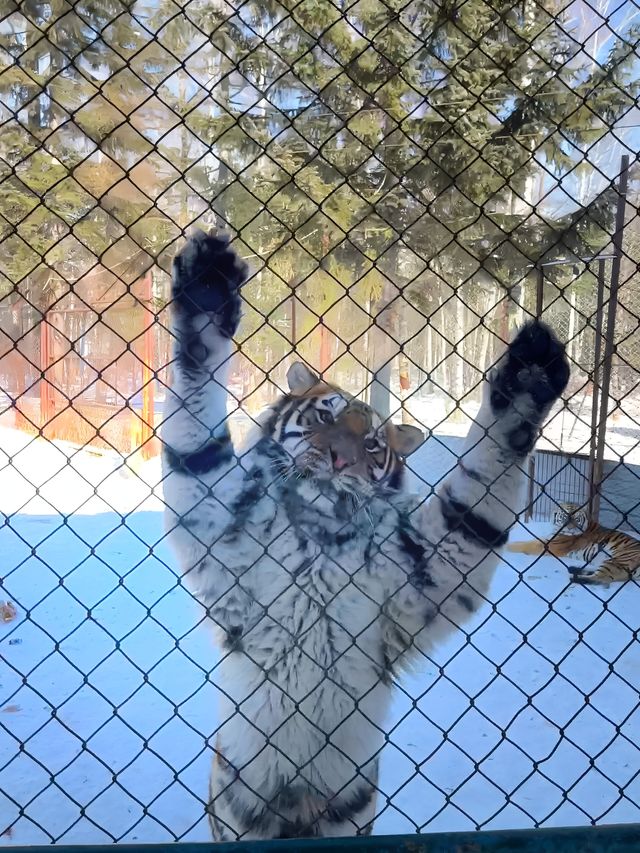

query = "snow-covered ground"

[406,392,640,465]
[1,425,640,844]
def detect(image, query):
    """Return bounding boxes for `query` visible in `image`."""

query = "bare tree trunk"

[455,294,465,405]
[369,281,398,419]
[398,347,411,424]
[478,316,493,375]
[425,320,433,394]
[568,286,577,362]
[370,362,392,418]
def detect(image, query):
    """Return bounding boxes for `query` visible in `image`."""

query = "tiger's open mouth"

[291,451,377,499]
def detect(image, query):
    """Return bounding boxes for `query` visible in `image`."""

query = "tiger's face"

[262,362,424,493]
[553,502,588,533]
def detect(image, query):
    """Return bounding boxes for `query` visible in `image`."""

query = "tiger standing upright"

[162,230,570,840]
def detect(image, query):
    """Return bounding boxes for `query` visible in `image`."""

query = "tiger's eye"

[364,437,382,452]
[317,410,333,424]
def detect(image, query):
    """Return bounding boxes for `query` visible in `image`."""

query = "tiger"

[508,522,640,584]
[552,501,588,533]
[161,230,569,841]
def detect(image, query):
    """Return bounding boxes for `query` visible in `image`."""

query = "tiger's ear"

[392,424,425,457]
[287,362,319,395]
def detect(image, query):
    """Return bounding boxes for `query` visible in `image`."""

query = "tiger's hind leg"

[316,762,379,838]
[569,558,632,585]
[207,765,237,842]
[316,787,377,838]
[207,746,280,842]
[208,781,378,840]
[208,749,380,840]
[207,799,235,843]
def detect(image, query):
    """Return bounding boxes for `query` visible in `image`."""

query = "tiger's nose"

[330,450,352,471]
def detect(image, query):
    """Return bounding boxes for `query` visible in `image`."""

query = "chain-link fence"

[1,0,640,845]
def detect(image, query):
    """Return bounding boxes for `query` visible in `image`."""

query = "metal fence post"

[590,155,630,522]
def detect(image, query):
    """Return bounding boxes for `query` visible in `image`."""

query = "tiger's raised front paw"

[489,320,569,455]
[172,230,248,339]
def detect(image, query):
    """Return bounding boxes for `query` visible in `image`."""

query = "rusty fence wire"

[1,0,640,844]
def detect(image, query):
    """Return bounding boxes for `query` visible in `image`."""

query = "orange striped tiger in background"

[508,518,640,585]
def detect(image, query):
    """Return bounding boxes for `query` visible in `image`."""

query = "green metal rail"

[9,825,640,852]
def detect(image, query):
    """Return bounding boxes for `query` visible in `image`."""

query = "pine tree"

[0,0,637,423]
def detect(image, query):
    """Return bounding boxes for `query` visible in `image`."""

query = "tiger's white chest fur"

[169,447,407,698]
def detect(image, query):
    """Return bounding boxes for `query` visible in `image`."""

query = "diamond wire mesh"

[0,0,640,844]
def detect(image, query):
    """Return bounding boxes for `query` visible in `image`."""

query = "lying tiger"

[509,516,640,584]
[162,230,569,840]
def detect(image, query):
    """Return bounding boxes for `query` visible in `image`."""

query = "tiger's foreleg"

[162,229,247,464]
[162,231,256,635]
[383,322,570,663]
[569,558,633,585]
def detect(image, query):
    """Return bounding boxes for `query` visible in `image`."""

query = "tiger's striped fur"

[161,230,569,840]
[508,522,640,584]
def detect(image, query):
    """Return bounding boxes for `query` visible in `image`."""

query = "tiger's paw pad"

[491,321,569,411]
[489,321,569,454]
[172,230,248,337]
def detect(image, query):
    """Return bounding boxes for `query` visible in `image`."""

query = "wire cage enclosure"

[1,0,640,846]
